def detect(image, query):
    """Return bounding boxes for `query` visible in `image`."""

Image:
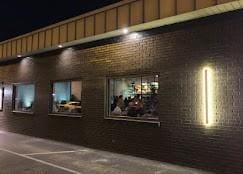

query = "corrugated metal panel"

[52,27,59,46]
[196,0,217,9]
[2,44,7,58]
[39,31,45,49]
[45,29,52,47]
[11,40,17,56]
[177,0,195,14]
[144,0,159,22]
[218,0,234,4]
[0,45,2,58]
[0,0,241,59]
[85,16,95,37]
[160,0,176,18]
[32,33,39,51]
[68,22,76,41]
[118,5,130,29]
[130,0,144,25]
[16,39,22,54]
[60,24,68,43]
[106,9,117,32]
[27,35,33,52]
[21,38,27,53]
[7,42,12,57]
[95,12,106,34]
[76,19,85,39]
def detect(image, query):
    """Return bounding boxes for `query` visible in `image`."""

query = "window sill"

[12,111,34,115]
[48,113,83,118]
[105,116,160,126]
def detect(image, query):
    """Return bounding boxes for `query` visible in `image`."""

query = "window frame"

[49,78,83,118]
[0,82,4,112]
[105,74,160,125]
[12,82,36,114]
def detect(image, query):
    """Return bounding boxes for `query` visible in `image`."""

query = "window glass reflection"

[0,87,3,110]
[14,84,35,112]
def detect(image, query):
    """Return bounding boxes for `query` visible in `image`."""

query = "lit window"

[13,84,35,112]
[0,83,4,111]
[108,75,159,119]
[52,80,82,115]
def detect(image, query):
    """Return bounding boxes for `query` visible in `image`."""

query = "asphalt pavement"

[0,131,213,174]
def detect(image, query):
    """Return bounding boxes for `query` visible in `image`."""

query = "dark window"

[13,84,35,112]
[108,75,159,119]
[52,80,82,114]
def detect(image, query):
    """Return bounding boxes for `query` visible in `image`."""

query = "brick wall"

[0,9,243,174]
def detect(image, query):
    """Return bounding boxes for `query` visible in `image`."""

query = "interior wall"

[71,81,82,101]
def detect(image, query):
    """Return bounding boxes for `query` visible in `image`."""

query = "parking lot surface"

[0,131,213,174]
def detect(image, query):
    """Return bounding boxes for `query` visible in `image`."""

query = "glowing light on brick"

[129,33,140,40]
[203,67,213,126]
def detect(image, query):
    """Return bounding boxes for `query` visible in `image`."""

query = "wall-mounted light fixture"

[122,28,129,34]
[203,67,213,126]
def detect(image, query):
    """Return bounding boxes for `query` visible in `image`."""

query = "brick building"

[0,0,243,173]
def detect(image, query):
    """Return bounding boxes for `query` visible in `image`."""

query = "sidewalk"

[0,131,213,174]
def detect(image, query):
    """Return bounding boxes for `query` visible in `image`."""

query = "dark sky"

[0,0,122,42]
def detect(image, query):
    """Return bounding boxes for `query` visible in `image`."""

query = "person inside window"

[117,95,124,110]
[109,76,159,119]
[127,94,144,117]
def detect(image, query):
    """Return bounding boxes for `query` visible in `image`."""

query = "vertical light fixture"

[203,67,213,126]
[204,69,209,124]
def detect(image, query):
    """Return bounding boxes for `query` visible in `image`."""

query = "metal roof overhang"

[1,0,243,63]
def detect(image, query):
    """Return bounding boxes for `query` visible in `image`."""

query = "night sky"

[0,0,122,42]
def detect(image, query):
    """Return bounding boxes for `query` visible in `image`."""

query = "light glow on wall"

[129,33,141,40]
[202,67,213,127]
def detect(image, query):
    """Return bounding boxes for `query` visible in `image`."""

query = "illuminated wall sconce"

[203,67,213,126]
[122,28,129,34]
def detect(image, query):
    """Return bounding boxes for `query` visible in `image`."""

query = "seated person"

[111,105,122,115]
[127,95,144,117]
[117,95,125,110]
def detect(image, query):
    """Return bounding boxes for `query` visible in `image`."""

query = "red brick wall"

[0,10,243,174]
